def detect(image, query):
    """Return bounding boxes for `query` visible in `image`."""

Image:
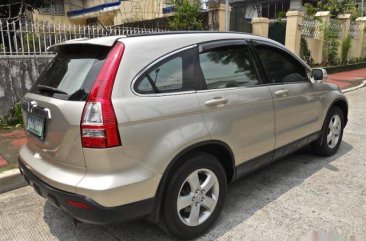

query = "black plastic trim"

[18,159,156,225]
[233,131,321,181]
[234,152,274,180]
[273,132,320,161]
[198,39,246,53]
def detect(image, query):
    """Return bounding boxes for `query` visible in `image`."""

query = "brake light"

[81,42,124,148]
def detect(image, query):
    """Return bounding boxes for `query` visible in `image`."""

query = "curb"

[0,169,27,194]
[343,80,366,93]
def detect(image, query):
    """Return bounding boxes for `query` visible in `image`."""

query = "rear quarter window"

[30,45,110,101]
[134,48,195,94]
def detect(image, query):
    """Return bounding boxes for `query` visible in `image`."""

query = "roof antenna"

[97,18,112,36]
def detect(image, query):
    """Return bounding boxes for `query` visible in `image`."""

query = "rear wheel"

[161,153,227,240]
[312,106,344,156]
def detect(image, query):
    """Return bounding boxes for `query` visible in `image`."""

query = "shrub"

[0,103,24,129]
[323,24,339,66]
[300,36,312,65]
[341,34,352,64]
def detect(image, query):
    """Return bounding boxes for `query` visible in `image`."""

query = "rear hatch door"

[22,44,110,168]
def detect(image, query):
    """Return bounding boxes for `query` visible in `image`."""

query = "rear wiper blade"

[37,85,68,95]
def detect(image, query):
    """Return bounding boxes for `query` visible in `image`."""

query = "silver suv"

[19,32,348,240]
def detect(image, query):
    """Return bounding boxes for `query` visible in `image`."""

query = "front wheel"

[161,153,227,240]
[312,106,345,156]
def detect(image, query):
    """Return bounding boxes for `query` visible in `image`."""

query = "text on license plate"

[27,114,45,139]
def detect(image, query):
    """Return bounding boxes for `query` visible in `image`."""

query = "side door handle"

[274,89,289,97]
[204,97,228,107]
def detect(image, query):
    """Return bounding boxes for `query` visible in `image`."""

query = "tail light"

[81,42,124,148]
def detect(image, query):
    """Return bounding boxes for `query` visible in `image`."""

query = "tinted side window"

[198,45,259,90]
[135,49,194,94]
[255,45,308,84]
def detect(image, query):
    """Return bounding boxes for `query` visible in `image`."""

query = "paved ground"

[327,68,366,89]
[0,129,26,169]
[0,88,365,240]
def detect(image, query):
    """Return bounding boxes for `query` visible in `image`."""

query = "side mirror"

[311,68,328,83]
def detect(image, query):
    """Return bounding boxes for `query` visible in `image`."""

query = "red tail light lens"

[81,42,124,148]
[66,200,90,209]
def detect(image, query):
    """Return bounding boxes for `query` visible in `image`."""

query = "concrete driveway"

[0,88,365,241]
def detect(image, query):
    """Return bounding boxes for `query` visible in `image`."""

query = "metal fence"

[329,19,343,38]
[349,22,361,39]
[0,19,166,55]
[301,18,321,39]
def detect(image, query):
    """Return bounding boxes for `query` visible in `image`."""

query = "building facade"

[32,0,170,26]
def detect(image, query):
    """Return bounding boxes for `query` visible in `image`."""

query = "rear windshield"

[30,45,110,101]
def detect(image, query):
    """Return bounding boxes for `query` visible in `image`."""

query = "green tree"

[0,1,52,54]
[0,0,52,19]
[304,0,361,19]
[168,0,203,31]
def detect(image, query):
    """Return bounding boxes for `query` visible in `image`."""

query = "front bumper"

[18,159,156,225]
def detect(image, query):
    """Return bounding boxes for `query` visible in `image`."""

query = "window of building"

[262,1,290,19]
[87,18,99,25]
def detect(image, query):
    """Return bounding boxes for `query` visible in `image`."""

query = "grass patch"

[0,162,18,173]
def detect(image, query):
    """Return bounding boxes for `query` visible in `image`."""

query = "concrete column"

[338,14,351,39]
[208,3,230,31]
[338,14,351,58]
[307,11,331,64]
[285,10,304,56]
[251,17,269,38]
[356,17,366,59]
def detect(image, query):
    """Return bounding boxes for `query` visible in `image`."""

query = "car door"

[252,41,322,149]
[195,40,275,167]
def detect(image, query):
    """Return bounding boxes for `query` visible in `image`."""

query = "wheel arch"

[318,97,348,146]
[332,98,348,126]
[147,140,235,223]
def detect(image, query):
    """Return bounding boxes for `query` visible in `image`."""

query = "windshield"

[31,45,110,101]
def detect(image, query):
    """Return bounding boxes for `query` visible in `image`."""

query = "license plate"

[27,114,45,139]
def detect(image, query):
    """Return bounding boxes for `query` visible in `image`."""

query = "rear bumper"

[18,159,156,225]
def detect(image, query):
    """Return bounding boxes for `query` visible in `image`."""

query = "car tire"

[161,152,227,240]
[312,106,344,156]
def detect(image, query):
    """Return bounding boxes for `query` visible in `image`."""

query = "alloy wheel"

[327,114,341,149]
[177,168,219,227]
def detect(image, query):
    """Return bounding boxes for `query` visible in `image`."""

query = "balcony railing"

[38,5,65,16]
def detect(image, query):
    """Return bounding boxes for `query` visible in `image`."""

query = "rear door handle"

[204,97,228,107]
[274,89,289,97]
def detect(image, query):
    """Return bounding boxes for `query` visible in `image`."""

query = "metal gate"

[268,21,286,45]
[229,3,252,33]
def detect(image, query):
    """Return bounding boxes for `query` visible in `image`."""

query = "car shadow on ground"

[43,141,353,241]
